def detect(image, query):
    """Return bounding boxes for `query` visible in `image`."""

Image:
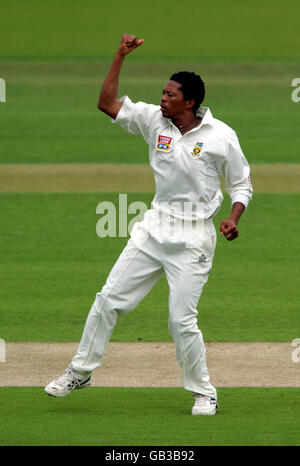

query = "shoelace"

[54,367,81,389]
[194,395,215,406]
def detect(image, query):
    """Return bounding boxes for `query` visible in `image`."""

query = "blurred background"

[1,0,300,164]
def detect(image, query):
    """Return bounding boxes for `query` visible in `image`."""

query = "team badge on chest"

[191,142,203,157]
[156,135,172,152]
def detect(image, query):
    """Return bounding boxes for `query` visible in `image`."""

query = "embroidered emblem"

[198,253,207,263]
[157,135,172,152]
[191,142,203,157]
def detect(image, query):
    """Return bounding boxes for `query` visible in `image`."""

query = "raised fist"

[118,34,144,56]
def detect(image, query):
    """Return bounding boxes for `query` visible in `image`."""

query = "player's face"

[160,81,187,118]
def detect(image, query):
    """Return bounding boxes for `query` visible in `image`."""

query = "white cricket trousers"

[72,213,217,399]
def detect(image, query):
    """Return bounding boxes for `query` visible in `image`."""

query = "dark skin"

[98,33,245,241]
[160,81,200,133]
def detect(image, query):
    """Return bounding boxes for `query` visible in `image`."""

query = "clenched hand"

[220,219,239,241]
[118,34,144,56]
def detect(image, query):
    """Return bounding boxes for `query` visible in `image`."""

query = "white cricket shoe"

[192,394,218,416]
[44,365,91,398]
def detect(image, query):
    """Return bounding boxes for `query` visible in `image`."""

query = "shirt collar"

[166,106,214,130]
[196,107,214,126]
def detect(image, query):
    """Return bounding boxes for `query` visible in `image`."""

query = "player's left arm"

[219,130,253,241]
[220,202,245,241]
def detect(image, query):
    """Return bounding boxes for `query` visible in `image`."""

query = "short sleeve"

[112,96,159,144]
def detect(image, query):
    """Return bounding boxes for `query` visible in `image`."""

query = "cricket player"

[45,34,253,415]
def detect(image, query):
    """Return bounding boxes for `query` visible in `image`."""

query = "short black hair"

[170,71,205,113]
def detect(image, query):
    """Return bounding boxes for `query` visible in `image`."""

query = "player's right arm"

[97,34,144,119]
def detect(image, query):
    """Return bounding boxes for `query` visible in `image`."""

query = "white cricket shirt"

[113,96,253,221]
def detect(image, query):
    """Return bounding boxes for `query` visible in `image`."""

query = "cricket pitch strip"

[1,341,298,388]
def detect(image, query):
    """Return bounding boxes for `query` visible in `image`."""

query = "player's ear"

[185,99,195,111]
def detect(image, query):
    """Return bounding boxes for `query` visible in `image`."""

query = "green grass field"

[1,1,300,165]
[1,61,300,165]
[0,387,299,446]
[1,0,299,62]
[0,192,299,342]
[0,0,299,448]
